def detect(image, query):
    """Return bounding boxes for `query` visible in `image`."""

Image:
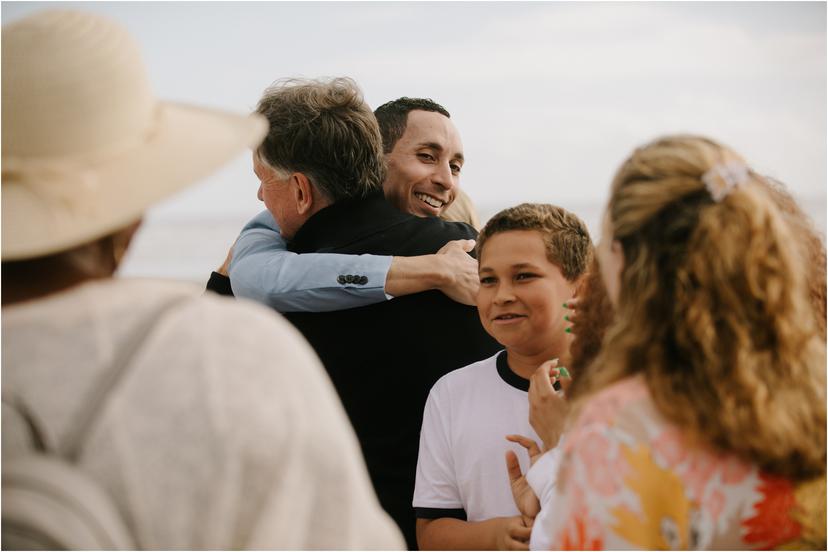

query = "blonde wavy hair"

[440,188,481,229]
[576,135,826,481]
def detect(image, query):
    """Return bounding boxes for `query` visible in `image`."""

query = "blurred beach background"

[4,1,825,284]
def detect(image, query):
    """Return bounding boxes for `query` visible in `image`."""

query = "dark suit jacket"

[284,192,502,549]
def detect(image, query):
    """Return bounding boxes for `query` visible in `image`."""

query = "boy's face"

[477,229,576,356]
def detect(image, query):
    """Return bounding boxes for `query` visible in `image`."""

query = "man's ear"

[291,173,315,216]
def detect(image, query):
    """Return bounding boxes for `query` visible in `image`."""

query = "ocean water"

[119,198,826,284]
[117,202,604,284]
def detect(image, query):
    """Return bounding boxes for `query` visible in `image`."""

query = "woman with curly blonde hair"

[538,135,826,550]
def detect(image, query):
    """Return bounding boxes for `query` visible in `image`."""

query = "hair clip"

[701,161,750,202]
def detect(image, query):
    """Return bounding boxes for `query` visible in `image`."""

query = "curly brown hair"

[476,203,592,282]
[575,135,826,481]
[566,255,615,400]
[760,178,827,339]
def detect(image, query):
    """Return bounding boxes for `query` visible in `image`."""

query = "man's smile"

[414,191,446,210]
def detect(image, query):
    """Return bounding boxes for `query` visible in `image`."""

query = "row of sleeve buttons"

[337,274,368,285]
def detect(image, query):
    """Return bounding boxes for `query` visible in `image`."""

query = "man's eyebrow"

[417,141,444,151]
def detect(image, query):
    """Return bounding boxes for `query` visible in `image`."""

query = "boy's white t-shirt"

[413,350,561,523]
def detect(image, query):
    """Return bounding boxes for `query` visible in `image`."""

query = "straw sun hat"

[2,10,267,261]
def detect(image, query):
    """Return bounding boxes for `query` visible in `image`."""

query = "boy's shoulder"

[431,350,505,396]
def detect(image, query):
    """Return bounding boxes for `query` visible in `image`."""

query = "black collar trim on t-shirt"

[496,350,530,392]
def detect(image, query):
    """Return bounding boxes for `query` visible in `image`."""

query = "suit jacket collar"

[289,190,411,253]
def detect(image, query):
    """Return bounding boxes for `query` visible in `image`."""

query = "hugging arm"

[227,210,480,312]
[228,210,391,312]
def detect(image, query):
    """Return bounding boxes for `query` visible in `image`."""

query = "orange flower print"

[557,510,604,550]
[742,472,800,549]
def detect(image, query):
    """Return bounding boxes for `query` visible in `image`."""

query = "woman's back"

[2,278,403,549]
[540,135,826,550]
[541,374,826,550]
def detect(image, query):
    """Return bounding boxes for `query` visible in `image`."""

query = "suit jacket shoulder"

[289,192,478,257]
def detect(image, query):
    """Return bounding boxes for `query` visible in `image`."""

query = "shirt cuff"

[205,272,234,296]
[376,255,394,300]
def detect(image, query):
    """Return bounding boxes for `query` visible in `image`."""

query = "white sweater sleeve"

[527,441,563,550]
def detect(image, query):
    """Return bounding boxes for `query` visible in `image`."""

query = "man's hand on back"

[434,239,479,305]
[385,239,479,304]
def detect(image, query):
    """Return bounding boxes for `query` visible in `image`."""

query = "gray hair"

[255,77,385,201]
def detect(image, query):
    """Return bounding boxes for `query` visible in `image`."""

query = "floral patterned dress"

[536,375,825,550]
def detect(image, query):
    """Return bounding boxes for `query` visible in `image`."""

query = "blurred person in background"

[534,135,826,549]
[1,10,404,550]
[441,187,482,229]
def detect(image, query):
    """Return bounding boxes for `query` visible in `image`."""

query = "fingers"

[532,359,571,393]
[510,524,532,540]
[531,360,559,395]
[504,449,522,484]
[457,239,476,252]
[563,297,583,334]
[506,538,530,551]
[562,297,581,309]
[506,519,532,550]
[506,434,541,457]
[438,239,476,255]
[217,246,234,275]
[522,515,535,530]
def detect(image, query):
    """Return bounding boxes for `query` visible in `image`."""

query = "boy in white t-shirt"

[413,203,593,550]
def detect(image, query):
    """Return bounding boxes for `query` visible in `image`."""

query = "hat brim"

[2,101,267,261]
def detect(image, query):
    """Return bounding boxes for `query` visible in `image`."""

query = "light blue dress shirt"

[229,210,393,312]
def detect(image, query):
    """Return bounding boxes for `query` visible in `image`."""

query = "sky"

[3,1,826,280]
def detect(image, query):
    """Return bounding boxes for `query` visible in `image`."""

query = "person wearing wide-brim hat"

[1,9,404,550]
